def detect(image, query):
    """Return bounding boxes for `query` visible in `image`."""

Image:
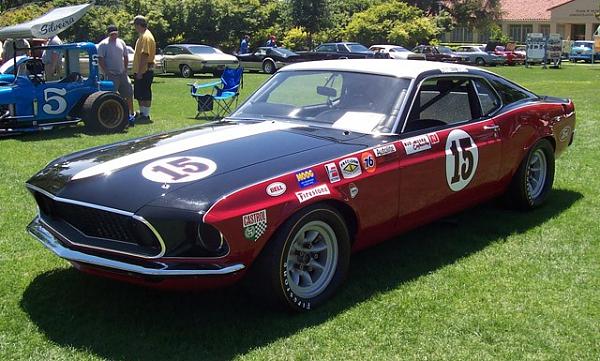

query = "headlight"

[197,223,225,253]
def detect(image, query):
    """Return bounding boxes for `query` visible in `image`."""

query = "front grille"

[33,191,161,255]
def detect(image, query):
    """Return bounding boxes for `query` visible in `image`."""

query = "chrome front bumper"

[27,216,245,277]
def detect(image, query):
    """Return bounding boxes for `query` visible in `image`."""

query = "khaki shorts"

[106,72,133,98]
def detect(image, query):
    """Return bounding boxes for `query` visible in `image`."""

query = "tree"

[344,1,439,47]
[443,0,502,31]
[286,0,329,47]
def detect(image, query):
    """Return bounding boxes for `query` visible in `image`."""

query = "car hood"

[27,120,367,213]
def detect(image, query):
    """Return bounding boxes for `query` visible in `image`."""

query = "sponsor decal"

[295,169,317,188]
[324,163,341,183]
[373,143,397,157]
[402,134,432,155]
[141,156,217,183]
[428,132,440,144]
[559,126,571,142]
[361,152,376,173]
[349,183,359,199]
[295,184,330,203]
[339,157,362,179]
[242,209,267,241]
[445,129,479,192]
[266,182,286,197]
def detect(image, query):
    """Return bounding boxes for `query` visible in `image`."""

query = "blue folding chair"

[189,67,244,120]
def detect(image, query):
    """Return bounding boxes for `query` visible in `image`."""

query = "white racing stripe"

[72,121,300,180]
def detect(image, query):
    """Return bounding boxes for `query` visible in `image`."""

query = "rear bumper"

[27,216,245,277]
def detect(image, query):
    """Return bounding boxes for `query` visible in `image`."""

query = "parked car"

[484,43,525,65]
[27,59,575,311]
[0,42,128,134]
[412,45,468,63]
[454,45,505,66]
[236,47,303,74]
[298,42,374,61]
[568,40,600,63]
[369,45,425,60]
[162,44,239,78]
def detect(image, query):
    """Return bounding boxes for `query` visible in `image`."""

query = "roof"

[500,0,572,21]
[0,3,92,39]
[369,45,405,49]
[280,59,480,79]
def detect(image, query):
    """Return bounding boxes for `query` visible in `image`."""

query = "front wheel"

[262,60,276,74]
[247,204,350,311]
[475,57,486,66]
[505,139,555,209]
[82,92,128,133]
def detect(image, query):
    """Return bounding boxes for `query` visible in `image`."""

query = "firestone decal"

[373,144,397,157]
[295,169,317,188]
[402,134,432,155]
[242,210,267,241]
[445,129,479,192]
[324,163,341,183]
[141,156,217,184]
[361,152,376,173]
[266,182,286,197]
[339,157,362,179]
[295,184,330,203]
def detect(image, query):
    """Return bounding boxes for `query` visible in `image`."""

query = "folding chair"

[189,67,244,120]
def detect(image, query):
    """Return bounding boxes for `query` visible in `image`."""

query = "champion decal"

[72,121,301,180]
[402,134,432,155]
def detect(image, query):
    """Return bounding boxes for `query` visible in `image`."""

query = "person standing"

[98,25,135,123]
[131,15,156,122]
[2,38,31,60]
[240,34,250,54]
[42,35,63,81]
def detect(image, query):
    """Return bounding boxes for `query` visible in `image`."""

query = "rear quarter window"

[489,76,536,105]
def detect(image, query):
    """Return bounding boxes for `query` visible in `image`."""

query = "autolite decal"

[402,134,432,155]
[295,184,330,203]
[373,143,397,157]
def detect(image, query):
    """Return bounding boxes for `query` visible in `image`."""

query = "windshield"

[438,46,453,54]
[188,45,219,54]
[231,70,410,134]
[272,48,296,56]
[392,47,409,52]
[348,44,370,52]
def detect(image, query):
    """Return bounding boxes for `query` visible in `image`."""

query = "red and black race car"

[26,60,575,311]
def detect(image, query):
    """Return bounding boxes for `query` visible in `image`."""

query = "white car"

[369,45,425,60]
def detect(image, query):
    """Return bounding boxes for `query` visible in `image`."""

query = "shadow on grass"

[21,189,582,361]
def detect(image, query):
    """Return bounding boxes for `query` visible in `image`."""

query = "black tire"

[505,139,555,210]
[180,64,193,78]
[246,204,351,311]
[475,57,486,66]
[262,60,276,74]
[82,92,128,133]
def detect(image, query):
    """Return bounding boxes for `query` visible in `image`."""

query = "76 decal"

[445,129,478,191]
[142,156,217,183]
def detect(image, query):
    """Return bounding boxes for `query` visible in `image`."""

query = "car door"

[162,46,178,73]
[395,75,503,229]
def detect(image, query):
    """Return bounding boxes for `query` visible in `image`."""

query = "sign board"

[594,35,600,53]
[547,33,562,67]
[526,33,546,61]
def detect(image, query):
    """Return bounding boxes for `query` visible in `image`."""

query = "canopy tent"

[0,3,93,40]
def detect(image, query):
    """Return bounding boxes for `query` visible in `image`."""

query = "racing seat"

[189,67,244,120]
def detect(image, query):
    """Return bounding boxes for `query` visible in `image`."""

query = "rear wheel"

[505,139,555,209]
[82,92,128,133]
[262,60,276,74]
[180,64,193,78]
[475,57,486,66]
[246,204,350,311]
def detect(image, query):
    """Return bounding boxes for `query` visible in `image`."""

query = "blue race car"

[0,42,128,133]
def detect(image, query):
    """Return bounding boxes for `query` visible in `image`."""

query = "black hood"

[27,121,371,213]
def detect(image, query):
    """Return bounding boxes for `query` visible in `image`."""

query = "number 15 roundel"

[142,156,217,183]
[445,129,479,192]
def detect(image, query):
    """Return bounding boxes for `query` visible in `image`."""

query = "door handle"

[483,125,500,131]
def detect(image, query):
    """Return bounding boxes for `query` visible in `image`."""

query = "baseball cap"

[131,15,147,26]
[107,25,118,34]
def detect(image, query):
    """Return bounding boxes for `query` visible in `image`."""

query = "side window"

[404,77,478,132]
[337,44,349,53]
[423,47,433,54]
[489,76,534,105]
[472,78,500,116]
[164,46,175,55]
[316,45,335,53]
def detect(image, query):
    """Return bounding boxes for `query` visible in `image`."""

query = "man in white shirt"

[97,25,134,122]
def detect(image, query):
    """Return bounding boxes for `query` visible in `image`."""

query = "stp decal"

[361,152,376,173]
[295,169,317,188]
[402,134,432,155]
[242,209,267,241]
[445,129,479,192]
[339,157,361,179]
[141,156,217,184]
[266,182,286,197]
[295,184,330,203]
[373,143,396,157]
[324,163,341,183]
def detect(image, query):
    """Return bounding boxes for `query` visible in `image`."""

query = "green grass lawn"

[0,65,598,361]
